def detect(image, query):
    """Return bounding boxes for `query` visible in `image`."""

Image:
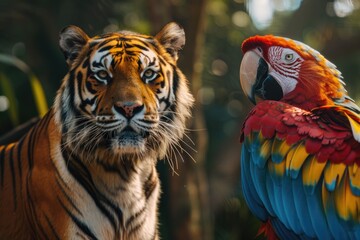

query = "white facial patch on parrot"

[268,70,298,95]
[268,46,304,95]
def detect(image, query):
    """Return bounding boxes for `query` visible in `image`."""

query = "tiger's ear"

[155,22,185,62]
[59,25,89,66]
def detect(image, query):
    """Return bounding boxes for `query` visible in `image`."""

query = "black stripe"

[172,68,180,97]
[49,153,83,217]
[28,113,52,170]
[127,217,146,237]
[9,144,17,210]
[26,172,49,240]
[76,232,89,240]
[97,161,128,183]
[123,160,137,179]
[77,71,97,113]
[28,127,40,167]
[0,145,6,187]
[26,111,52,169]
[17,136,25,184]
[143,169,157,199]
[44,214,61,240]
[63,148,123,231]
[86,81,97,95]
[97,38,117,49]
[58,197,98,240]
[111,57,118,68]
[27,117,45,169]
[82,58,90,69]
[158,57,166,66]
[125,205,146,228]
[98,45,115,53]
[160,105,175,123]
[37,217,51,240]
[55,177,83,216]
[131,43,150,51]
[60,72,77,133]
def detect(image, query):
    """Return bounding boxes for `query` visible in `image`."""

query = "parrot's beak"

[239,50,259,104]
[240,50,283,104]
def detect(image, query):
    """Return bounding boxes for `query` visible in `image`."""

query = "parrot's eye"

[285,53,294,61]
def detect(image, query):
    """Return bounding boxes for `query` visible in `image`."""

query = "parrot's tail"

[256,220,279,240]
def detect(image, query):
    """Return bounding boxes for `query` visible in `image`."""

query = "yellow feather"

[322,181,330,210]
[258,131,265,142]
[349,164,360,195]
[246,132,254,143]
[268,159,286,177]
[271,137,291,160]
[344,112,360,142]
[352,164,358,174]
[286,144,308,176]
[324,163,347,191]
[260,139,272,160]
[334,174,360,221]
[302,155,326,186]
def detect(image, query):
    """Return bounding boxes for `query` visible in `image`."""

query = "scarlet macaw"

[239,35,360,239]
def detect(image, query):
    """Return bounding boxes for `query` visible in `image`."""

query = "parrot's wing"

[240,100,360,239]
[312,105,360,142]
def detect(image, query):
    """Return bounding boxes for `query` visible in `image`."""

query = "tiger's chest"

[33,141,161,240]
[63,181,159,240]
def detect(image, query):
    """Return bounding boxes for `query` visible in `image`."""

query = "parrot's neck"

[282,85,336,111]
[281,72,360,114]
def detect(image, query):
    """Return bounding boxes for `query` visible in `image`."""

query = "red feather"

[240,100,360,165]
[256,220,279,240]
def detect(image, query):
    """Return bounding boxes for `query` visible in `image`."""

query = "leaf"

[29,74,48,117]
[0,72,19,125]
[0,53,48,117]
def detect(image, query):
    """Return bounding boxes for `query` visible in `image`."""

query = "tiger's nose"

[114,101,144,118]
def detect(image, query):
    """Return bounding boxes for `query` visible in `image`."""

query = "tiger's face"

[55,23,193,163]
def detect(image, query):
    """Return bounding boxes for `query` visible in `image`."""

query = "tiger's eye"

[97,70,109,79]
[144,69,155,78]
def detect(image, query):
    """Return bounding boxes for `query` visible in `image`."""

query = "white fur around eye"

[142,68,158,82]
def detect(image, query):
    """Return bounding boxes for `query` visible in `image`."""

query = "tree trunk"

[147,0,211,239]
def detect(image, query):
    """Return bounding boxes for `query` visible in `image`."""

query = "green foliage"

[0,72,19,125]
[28,73,48,117]
[0,53,48,123]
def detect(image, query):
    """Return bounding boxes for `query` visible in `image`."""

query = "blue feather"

[272,153,283,163]
[241,144,268,220]
[292,176,317,237]
[270,218,303,240]
[323,195,348,238]
[249,132,268,168]
[249,156,275,216]
[305,180,332,239]
[270,177,291,230]
[241,134,360,239]
[325,179,337,192]
[349,180,360,196]
[281,172,303,235]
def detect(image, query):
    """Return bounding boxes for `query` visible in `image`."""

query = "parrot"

[239,35,360,239]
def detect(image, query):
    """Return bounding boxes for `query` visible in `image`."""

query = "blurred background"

[0,0,359,239]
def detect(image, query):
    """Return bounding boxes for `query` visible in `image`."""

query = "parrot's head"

[239,35,355,111]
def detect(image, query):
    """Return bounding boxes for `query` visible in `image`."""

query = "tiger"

[0,22,194,240]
